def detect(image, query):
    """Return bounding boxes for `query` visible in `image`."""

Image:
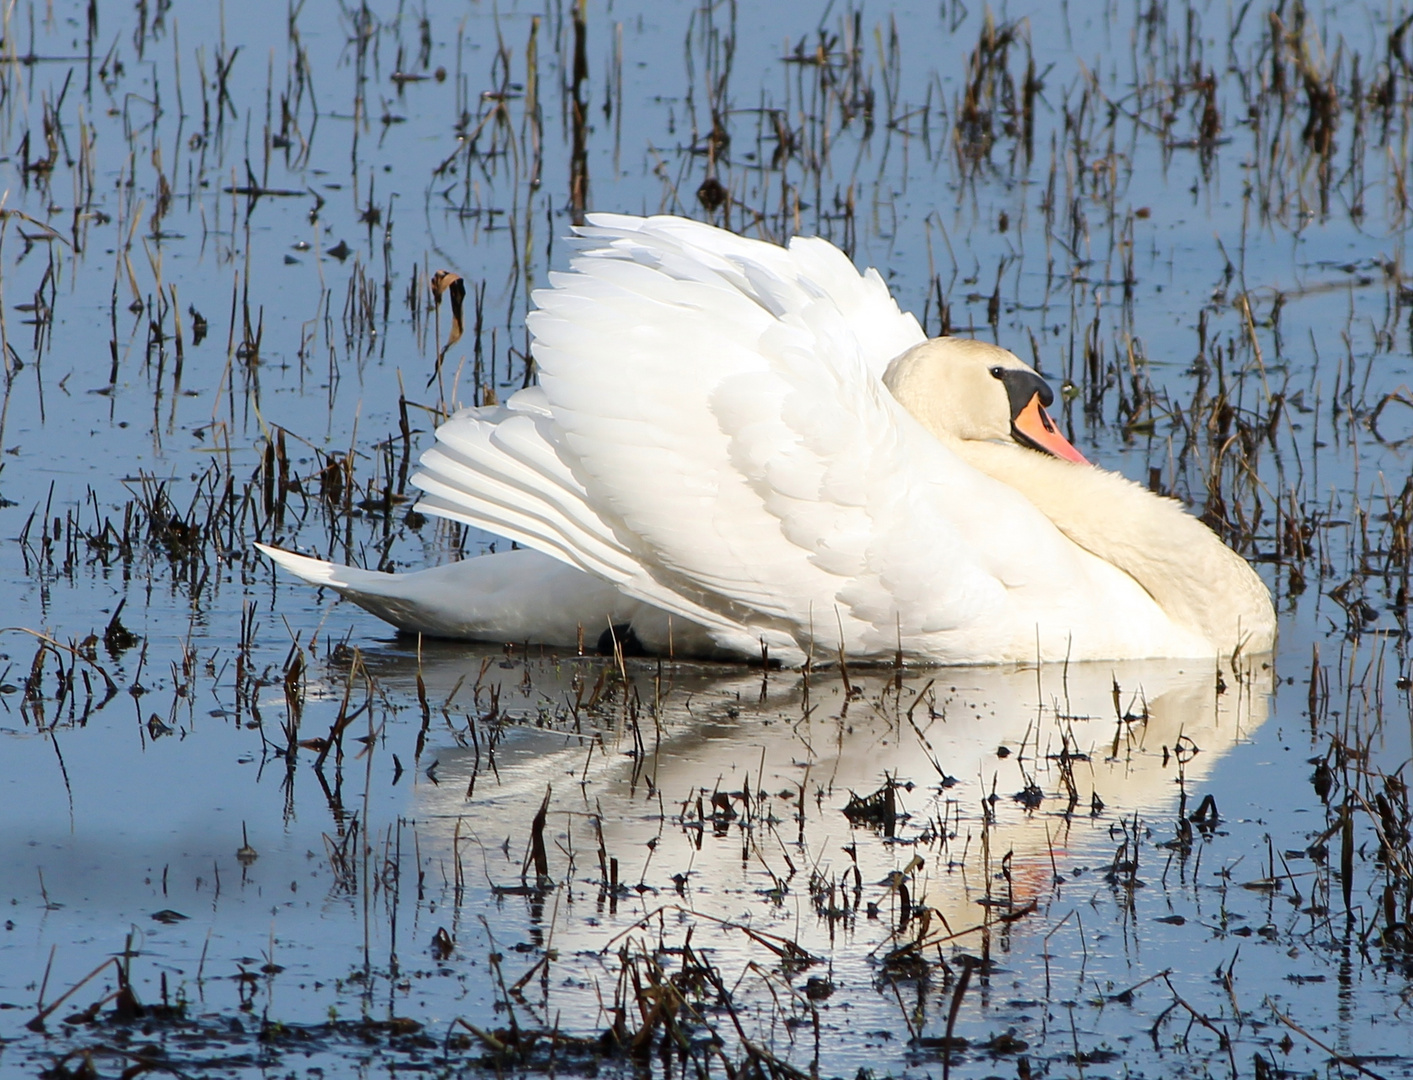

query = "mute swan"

[260,213,1274,666]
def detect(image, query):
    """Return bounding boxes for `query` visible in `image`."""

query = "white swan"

[260,214,1274,666]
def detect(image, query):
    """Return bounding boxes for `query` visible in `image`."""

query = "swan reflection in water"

[328,645,1268,978]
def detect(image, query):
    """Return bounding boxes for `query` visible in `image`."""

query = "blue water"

[1,1,1411,1076]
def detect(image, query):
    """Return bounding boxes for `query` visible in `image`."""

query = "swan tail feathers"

[257,544,617,645]
[256,543,368,590]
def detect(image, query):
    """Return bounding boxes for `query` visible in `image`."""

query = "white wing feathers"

[573,213,927,376]
[413,392,753,645]
[410,214,1027,661]
[414,391,625,581]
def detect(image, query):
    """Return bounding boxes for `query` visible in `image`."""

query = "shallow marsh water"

[1,1,1412,1077]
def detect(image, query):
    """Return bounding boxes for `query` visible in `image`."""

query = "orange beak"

[1013,395,1089,464]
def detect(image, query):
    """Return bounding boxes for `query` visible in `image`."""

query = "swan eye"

[988,366,1005,380]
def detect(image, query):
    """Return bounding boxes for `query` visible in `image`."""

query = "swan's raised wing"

[540,216,1106,660]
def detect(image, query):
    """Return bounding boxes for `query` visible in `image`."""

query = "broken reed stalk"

[1265,999,1391,1080]
[27,957,122,1032]
[940,954,977,1080]
[524,783,552,886]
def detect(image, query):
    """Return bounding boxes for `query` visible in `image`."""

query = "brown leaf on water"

[431,269,466,350]
[431,926,455,960]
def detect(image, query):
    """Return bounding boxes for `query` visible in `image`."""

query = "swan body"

[260,214,1274,666]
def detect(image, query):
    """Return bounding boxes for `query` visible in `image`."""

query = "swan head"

[882,338,1088,463]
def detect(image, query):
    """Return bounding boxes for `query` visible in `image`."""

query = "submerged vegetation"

[1,0,1412,1077]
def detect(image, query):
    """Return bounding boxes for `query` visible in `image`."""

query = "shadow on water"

[0,0,1411,1077]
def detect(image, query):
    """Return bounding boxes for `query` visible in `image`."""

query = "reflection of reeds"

[13,641,1407,1075]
